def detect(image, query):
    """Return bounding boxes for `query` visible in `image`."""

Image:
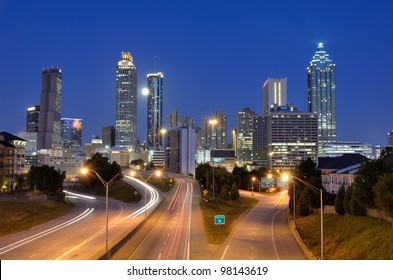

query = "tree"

[232,165,250,190]
[335,186,346,215]
[80,153,122,189]
[344,185,353,215]
[195,163,211,188]
[374,173,393,227]
[230,182,240,200]
[352,159,391,211]
[380,146,393,159]
[220,184,228,199]
[28,165,66,194]
[0,176,8,192]
[130,159,145,169]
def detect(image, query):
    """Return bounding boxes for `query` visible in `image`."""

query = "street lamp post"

[81,168,121,259]
[251,177,256,197]
[130,170,162,220]
[285,174,324,260]
[209,119,218,200]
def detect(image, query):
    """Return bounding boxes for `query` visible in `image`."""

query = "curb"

[287,214,317,260]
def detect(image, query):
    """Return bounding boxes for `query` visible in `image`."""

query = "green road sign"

[214,215,225,225]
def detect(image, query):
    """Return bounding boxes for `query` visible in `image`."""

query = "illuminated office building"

[267,105,318,169]
[146,72,164,150]
[26,105,40,132]
[307,43,336,155]
[61,118,82,149]
[115,52,137,150]
[199,110,228,150]
[37,67,62,150]
[236,107,256,163]
[263,78,287,116]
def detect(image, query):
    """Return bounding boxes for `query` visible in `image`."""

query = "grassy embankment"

[200,196,258,245]
[0,200,73,238]
[297,214,393,259]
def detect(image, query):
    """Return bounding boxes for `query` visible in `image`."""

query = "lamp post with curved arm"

[130,170,162,220]
[282,173,324,260]
[81,168,121,259]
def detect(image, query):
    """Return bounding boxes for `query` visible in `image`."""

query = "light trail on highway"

[125,176,160,219]
[0,207,94,255]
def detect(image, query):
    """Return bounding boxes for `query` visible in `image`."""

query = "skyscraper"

[307,43,336,155]
[37,67,62,150]
[26,105,40,132]
[252,115,268,166]
[199,110,228,150]
[61,118,82,149]
[146,72,164,150]
[102,126,115,148]
[236,107,256,163]
[267,105,318,169]
[166,109,182,130]
[388,130,393,147]
[115,52,137,150]
[263,78,287,116]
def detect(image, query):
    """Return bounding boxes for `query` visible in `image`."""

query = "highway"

[0,175,161,260]
[111,174,210,260]
[215,190,306,260]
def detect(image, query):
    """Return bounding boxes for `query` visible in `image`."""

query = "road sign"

[277,178,288,187]
[214,215,225,225]
[261,177,274,187]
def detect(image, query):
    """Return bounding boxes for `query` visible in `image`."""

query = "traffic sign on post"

[214,215,225,225]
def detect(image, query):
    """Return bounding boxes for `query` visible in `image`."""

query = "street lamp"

[130,170,162,220]
[209,119,218,200]
[81,168,121,259]
[251,177,256,197]
[284,173,324,260]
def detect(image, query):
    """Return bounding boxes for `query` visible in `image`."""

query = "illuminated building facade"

[267,105,318,169]
[252,115,268,166]
[307,43,336,155]
[61,118,82,149]
[236,107,256,163]
[26,105,40,132]
[146,72,164,150]
[37,67,62,150]
[199,110,228,150]
[115,52,137,150]
[263,78,287,116]
[388,130,393,147]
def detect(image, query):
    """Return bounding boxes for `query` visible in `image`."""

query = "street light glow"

[142,88,149,95]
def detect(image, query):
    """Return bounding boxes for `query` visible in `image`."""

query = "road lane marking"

[0,208,94,255]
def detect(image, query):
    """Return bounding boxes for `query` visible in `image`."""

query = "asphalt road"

[0,175,160,260]
[215,190,306,260]
[111,174,210,260]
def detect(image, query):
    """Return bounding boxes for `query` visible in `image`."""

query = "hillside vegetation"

[297,214,393,259]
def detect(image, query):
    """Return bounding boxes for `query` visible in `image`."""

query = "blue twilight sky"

[0,0,392,147]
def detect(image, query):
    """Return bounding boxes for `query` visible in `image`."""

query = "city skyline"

[1,1,392,147]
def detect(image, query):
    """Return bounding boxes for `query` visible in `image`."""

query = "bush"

[335,186,346,215]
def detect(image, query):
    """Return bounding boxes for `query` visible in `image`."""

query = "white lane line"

[0,208,94,255]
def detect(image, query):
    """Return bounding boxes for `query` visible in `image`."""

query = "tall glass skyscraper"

[146,72,164,150]
[115,52,137,150]
[307,43,336,155]
[236,107,256,163]
[37,67,62,150]
[61,118,82,149]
